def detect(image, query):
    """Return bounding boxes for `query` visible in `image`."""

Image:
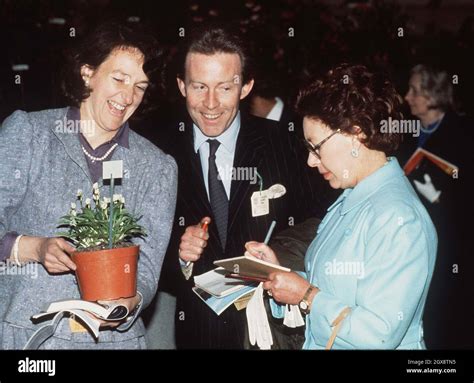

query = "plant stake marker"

[103,160,123,249]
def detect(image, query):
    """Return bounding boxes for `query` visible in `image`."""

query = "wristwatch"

[299,285,315,315]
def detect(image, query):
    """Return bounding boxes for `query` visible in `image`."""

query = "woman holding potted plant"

[0,22,177,349]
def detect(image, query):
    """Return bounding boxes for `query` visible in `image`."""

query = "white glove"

[283,304,305,328]
[246,282,273,349]
[413,173,441,203]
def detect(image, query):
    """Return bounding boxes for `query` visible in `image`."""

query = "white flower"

[70,202,76,210]
[92,182,99,190]
[85,198,91,207]
[76,189,83,199]
[93,183,100,196]
[121,196,125,204]
[113,194,123,203]
[100,201,107,210]
[103,197,111,204]
[70,210,77,217]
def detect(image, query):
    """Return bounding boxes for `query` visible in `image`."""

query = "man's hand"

[178,217,211,263]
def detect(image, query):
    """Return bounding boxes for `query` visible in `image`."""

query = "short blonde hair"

[410,64,454,112]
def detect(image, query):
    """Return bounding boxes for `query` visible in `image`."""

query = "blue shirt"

[193,112,241,199]
[417,115,444,148]
[272,158,437,349]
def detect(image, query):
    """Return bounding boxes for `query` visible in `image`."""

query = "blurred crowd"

[0,0,473,123]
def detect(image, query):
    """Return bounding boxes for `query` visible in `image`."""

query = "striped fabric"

[160,113,334,349]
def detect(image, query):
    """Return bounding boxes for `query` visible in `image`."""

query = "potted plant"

[57,183,146,301]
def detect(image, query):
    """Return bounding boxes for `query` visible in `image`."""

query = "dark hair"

[61,21,164,116]
[296,64,403,154]
[178,24,253,85]
[410,64,454,112]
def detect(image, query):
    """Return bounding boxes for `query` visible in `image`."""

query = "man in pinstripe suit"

[160,26,332,349]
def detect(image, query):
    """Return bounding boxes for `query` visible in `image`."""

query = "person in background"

[246,64,437,349]
[402,64,474,349]
[0,22,177,349]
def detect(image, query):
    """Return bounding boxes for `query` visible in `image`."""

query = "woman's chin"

[98,120,123,133]
[327,178,342,190]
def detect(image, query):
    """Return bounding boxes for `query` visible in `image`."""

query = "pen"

[263,220,276,245]
[226,221,277,282]
[225,273,267,283]
[185,220,209,267]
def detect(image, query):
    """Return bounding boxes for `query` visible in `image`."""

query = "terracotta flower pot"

[72,245,139,301]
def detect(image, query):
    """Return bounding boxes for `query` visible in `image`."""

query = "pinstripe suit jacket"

[160,112,331,349]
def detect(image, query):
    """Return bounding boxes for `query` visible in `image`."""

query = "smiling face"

[404,74,432,118]
[303,117,359,190]
[80,47,149,137]
[177,52,254,137]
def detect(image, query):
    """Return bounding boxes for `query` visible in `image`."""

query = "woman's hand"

[244,241,280,265]
[97,294,141,329]
[19,236,77,273]
[263,271,318,306]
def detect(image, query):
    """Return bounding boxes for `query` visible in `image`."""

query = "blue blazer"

[273,158,437,349]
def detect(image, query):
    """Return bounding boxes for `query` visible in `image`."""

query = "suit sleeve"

[134,154,178,308]
[0,111,33,261]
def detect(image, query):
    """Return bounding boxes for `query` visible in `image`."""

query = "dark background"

[0,0,473,353]
[0,0,472,127]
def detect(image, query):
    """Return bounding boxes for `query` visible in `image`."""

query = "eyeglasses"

[303,128,341,160]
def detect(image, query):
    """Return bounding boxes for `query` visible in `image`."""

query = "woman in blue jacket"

[246,64,437,349]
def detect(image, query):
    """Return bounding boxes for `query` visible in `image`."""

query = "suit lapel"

[181,121,212,218]
[228,115,265,233]
[51,107,91,181]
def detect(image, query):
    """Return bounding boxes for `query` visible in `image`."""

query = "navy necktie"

[207,139,229,250]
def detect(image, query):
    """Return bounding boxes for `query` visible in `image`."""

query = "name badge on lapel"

[251,184,287,217]
[251,191,269,217]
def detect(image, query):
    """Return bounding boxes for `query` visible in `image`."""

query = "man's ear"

[240,79,254,100]
[80,64,94,83]
[176,77,187,98]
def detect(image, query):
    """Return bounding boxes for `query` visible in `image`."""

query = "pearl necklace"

[420,118,442,134]
[81,143,118,163]
[420,114,444,134]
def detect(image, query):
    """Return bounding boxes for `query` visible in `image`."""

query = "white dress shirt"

[193,112,241,199]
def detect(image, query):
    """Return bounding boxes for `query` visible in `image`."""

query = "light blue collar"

[338,157,403,215]
[193,112,241,154]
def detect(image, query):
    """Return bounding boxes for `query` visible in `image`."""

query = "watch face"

[299,301,308,310]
